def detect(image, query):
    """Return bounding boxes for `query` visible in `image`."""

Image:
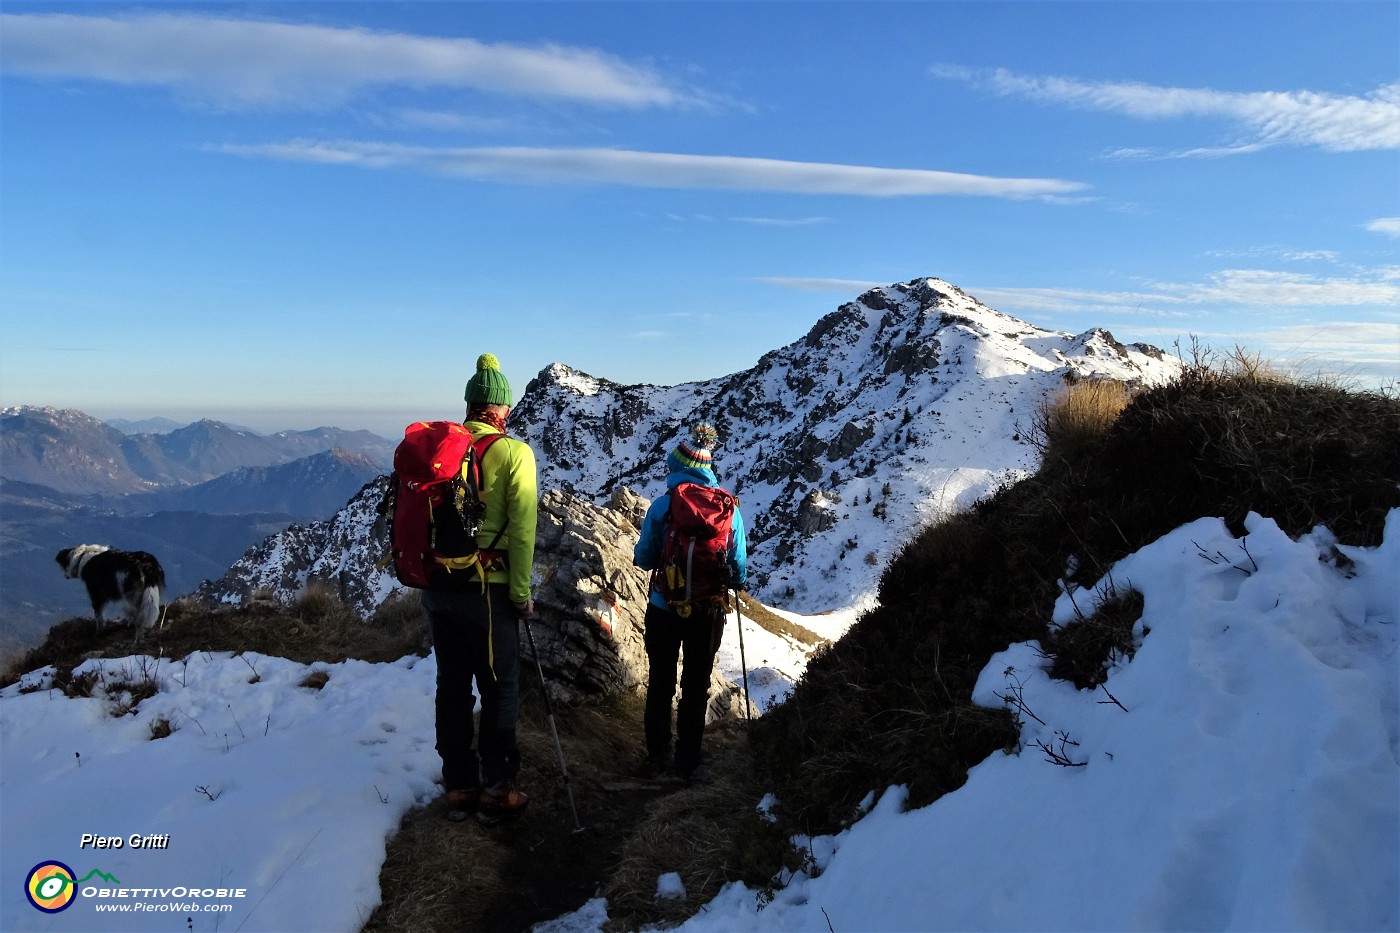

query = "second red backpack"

[656,482,737,614]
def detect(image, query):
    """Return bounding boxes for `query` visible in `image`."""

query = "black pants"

[423,584,522,789]
[644,600,725,774]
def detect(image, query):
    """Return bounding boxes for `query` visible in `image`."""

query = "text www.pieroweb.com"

[93,901,235,914]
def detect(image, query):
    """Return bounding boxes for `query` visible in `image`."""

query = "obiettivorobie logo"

[24,859,249,917]
[24,861,120,913]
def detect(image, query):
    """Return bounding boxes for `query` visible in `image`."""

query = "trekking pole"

[523,617,584,833]
[733,590,752,721]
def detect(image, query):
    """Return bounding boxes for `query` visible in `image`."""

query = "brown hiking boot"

[444,786,482,823]
[477,781,529,824]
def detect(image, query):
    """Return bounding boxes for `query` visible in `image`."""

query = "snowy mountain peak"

[538,362,610,396]
[506,277,1178,611]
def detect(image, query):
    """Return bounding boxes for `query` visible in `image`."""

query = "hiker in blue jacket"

[633,421,747,781]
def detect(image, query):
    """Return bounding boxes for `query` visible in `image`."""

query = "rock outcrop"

[529,488,747,720]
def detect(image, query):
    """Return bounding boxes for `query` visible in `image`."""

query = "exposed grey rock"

[529,488,748,720]
[608,485,650,531]
[829,419,876,460]
[798,490,839,535]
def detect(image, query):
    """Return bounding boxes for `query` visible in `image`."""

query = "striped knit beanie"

[465,353,513,406]
[667,421,719,473]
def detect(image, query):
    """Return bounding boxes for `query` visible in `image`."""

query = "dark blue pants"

[423,584,521,789]
[644,600,724,774]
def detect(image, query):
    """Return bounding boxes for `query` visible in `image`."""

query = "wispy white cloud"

[1281,250,1341,263]
[1245,321,1400,361]
[1366,217,1400,238]
[933,64,1400,153]
[959,285,1188,317]
[1204,246,1340,264]
[731,216,833,227]
[1127,319,1400,379]
[755,277,884,293]
[0,11,707,110]
[1177,321,1400,380]
[981,269,1400,313]
[216,140,1089,199]
[1102,142,1268,161]
[764,268,1400,315]
[1153,268,1400,307]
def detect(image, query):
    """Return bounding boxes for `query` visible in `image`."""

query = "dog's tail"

[137,585,162,630]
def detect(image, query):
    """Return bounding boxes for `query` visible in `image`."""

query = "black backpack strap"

[472,433,510,553]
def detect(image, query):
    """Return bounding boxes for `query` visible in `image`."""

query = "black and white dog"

[55,545,166,631]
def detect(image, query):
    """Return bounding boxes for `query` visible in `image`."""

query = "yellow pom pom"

[477,353,500,372]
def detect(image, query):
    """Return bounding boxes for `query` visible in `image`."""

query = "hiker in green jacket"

[424,353,539,823]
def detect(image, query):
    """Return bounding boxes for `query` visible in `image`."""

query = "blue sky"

[2,1,1396,437]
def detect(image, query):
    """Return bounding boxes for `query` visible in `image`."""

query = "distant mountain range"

[0,406,393,495]
[127,448,385,517]
[200,278,1182,617]
[0,409,392,656]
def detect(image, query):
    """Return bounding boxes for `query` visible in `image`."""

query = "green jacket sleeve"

[503,438,537,604]
[481,435,537,604]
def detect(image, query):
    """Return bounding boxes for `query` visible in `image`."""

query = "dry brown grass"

[602,721,794,932]
[1031,377,1134,467]
[735,592,826,649]
[362,806,510,932]
[1044,582,1146,689]
[0,592,427,689]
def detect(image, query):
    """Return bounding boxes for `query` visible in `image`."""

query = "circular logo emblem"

[25,861,78,913]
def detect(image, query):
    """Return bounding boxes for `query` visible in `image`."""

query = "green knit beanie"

[465,353,513,406]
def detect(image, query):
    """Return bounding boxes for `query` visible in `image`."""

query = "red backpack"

[656,482,737,615]
[381,421,506,589]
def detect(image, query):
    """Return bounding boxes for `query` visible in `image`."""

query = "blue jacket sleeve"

[727,507,747,588]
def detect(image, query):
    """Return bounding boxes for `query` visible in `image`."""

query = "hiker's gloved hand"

[514,598,535,619]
